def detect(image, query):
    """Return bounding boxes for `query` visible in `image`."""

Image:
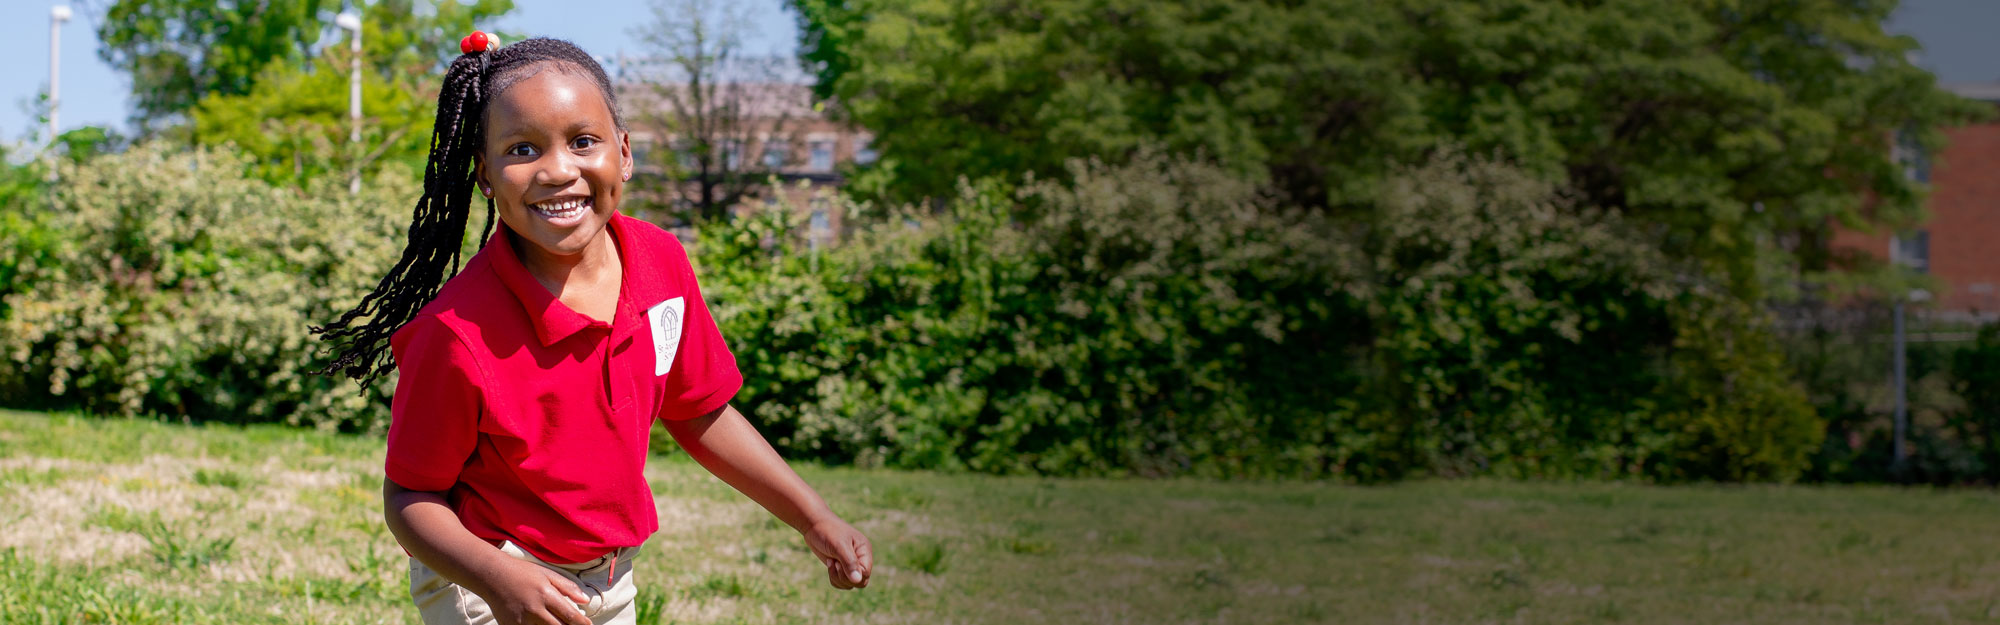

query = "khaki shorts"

[410,541,640,625]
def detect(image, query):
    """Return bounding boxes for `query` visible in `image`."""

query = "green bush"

[700,156,1353,477]
[1788,306,1974,484]
[3,143,1829,482]
[1653,295,1822,482]
[1346,149,1822,482]
[702,150,1825,481]
[0,143,409,429]
[0,157,52,325]
[1348,149,1677,480]
[1947,323,2000,482]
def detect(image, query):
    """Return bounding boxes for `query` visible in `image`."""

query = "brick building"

[605,56,874,239]
[1833,83,2000,320]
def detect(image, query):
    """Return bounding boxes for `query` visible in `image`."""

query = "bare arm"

[383,479,592,625]
[664,403,874,588]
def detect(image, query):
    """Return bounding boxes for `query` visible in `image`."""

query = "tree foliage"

[189,53,426,188]
[97,0,511,134]
[791,0,1987,299]
[181,1,513,187]
[98,0,337,130]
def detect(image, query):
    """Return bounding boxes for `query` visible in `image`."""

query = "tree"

[171,0,512,187]
[189,57,427,188]
[632,0,812,222]
[95,0,334,133]
[790,0,1989,300]
[94,0,511,134]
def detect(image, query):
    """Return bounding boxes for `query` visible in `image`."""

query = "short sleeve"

[385,315,486,491]
[658,241,743,421]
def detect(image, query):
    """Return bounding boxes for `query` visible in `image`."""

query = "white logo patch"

[646,297,685,377]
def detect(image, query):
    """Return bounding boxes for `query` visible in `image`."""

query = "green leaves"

[794,0,1987,301]
[1946,325,2000,482]
[99,0,513,144]
[98,0,337,128]
[763,0,1978,481]
[0,144,414,429]
[695,148,1827,481]
[700,154,1350,477]
[1656,295,1821,483]
[189,53,432,189]
[0,142,1831,482]
[1356,148,1674,479]
[799,0,1408,206]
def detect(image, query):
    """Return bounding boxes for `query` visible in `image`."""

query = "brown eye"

[571,136,599,151]
[507,143,539,157]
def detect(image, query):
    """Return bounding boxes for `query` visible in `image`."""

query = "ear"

[474,154,490,195]
[618,130,634,182]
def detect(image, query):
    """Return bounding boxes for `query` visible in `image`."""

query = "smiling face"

[477,65,633,266]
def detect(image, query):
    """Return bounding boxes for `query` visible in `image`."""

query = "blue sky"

[0,0,1994,145]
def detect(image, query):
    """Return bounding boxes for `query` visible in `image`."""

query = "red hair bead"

[459,30,490,54]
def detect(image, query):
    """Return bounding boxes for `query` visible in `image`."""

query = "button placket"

[605,301,640,414]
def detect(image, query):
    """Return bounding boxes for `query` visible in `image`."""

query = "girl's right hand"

[481,556,593,625]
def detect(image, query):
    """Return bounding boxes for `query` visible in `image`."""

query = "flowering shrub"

[0,144,411,430]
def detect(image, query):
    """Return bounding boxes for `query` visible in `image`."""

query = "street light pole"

[336,12,363,195]
[49,5,71,146]
[1892,287,1932,480]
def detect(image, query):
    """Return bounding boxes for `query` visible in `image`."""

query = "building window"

[809,196,832,251]
[809,139,835,172]
[810,197,831,232]
[1894,129,1931,184]
[853,135,877,165]
[761,139,789,169]
[722,139,744,171]
[1892,230,1929,273]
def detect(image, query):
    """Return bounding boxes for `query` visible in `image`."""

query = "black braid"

[312,37,626,388]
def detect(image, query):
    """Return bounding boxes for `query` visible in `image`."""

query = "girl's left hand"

[803,517,873,589]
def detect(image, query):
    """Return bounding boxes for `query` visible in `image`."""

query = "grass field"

[0,408,1996,624]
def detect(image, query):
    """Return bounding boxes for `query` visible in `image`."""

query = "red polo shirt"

[385,213,741,564]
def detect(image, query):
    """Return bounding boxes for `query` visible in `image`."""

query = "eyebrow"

[490,118,605,144]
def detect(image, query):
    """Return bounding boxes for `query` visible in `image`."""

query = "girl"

[314,34,872,625]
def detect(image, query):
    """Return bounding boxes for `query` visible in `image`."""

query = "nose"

[533,148,583,188]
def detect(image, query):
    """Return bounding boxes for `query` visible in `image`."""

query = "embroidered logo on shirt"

[646,297,685,377]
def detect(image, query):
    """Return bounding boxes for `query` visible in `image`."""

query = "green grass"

[3,407,2000,623]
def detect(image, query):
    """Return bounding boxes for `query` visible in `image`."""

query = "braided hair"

[313,37,626,388]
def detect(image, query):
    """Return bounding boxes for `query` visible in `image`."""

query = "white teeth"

[532,197,590,218]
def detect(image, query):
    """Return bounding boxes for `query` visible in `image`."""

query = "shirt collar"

[489,214,630,347]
